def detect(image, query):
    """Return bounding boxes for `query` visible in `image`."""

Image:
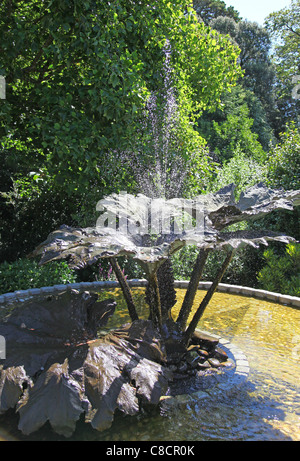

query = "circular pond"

[0,287,299,441]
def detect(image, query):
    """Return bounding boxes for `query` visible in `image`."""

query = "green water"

[0,288,299,441]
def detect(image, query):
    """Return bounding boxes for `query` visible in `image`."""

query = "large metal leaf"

[30,184,299,272]
[0,290,170,437]
[200,183,300,229]
[198,229,295,250]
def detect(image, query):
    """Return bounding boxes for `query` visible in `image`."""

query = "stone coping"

[159,331,250,407]
[1,279,299,308]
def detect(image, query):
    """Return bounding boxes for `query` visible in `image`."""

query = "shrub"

[260,124,300,240]
[171,245,263,288]
[267,123,300,191]
[257,243,300,296]
[0,258,77,294]
[76,256,145,283]
[0,173,79,263]
[208,147,267,198]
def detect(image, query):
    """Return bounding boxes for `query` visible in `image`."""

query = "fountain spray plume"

[123,39,195,200]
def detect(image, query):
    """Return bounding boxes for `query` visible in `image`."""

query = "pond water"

[0,288,299,441]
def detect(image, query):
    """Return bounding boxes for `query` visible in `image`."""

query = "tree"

[197,85,269,161]
[265,0,300,129]
[193,0,240,25]
[0,0,242,193]
[267,123,300,191]
[251,124,300,241]
[210,17,278,135]
[209,148,267,197]
[197,14,279,164]
[0,0,242,261]
[258,243,300,296]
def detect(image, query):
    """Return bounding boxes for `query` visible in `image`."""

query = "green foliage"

[209,106,264,161]
[210,17,278,134]
[267,123,300,191]
[265,0,299,75]
[171,245,263,287]
[265,0,300,128]
[257,243,300,296]
[193,0,241,25]
[0,0,242,194]
[0,170,79,262]
[197,17,279,162]
[197,86,268,162]
[209,147,267,197]
[0,258,77,294]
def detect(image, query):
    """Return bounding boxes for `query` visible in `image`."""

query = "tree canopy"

[0,0,298,288]
[193,0,241,25]
[265,0,300,128]
[209,16,278,135]
[0,0,241,192]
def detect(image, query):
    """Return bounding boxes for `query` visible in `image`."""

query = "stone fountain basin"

[2,279,298,403]
[1,280,299,438]
[1,280,299,308]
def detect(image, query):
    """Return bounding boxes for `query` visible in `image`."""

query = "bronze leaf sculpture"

[0,183,299,436]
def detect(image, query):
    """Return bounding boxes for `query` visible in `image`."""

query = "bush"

[267,123,300,191]
[209,147,267,198]
[171,245,263,288]
[257,243,300,296]
[76,256,145,283]
[0,258,77,294]
[260,124,300,240]
[0,173,79,264]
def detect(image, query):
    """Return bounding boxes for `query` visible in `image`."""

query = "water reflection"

[0,288,299,441]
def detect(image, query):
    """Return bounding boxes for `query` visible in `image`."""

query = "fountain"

[0,184,299,437]
[117,39,201,201]
[0,42,299,439]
